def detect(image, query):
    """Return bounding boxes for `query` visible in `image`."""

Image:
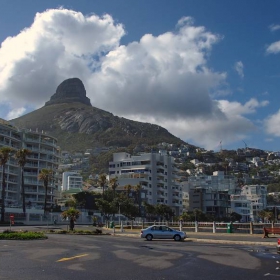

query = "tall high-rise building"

[109,152,182,215]
[0,118,60,212]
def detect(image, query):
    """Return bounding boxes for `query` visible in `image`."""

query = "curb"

[112,233,276,246]
[188,238,276,246]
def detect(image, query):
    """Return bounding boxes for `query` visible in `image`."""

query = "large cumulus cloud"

[264,110,280,137]
[0,8,124,107]
[0,9,268,149]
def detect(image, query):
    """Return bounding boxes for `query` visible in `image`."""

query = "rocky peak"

[45,78,91,106]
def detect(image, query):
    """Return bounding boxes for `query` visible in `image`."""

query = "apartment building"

[231,185,267,222]
[0,119,60,214]
[108,152,183,215]
[182,171,237,218]
[0,119,22,205]
[61,171,83,191]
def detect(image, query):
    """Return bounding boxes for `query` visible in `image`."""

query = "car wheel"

[174,234,181,241]
[146,234,153,241]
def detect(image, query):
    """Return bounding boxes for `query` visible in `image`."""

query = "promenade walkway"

[109,228,278,246]
[1,224,279,247]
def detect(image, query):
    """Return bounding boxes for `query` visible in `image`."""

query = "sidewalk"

[109,228,278,246]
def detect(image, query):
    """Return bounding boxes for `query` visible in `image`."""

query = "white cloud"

[264,110,280,137]
[269,24,280,32]
[234,61,244,78]
[6,107,26,120]
[0,8,268,149]
[0,8,125,109]
[218,98,268,116]
[266,41,280,54]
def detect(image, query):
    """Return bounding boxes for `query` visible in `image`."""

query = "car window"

[153,226,161,231]
[150,226,156,231]
[161,226,168,231]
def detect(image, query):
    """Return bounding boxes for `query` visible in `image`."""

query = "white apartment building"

[61,171,83,191]
[0,119,22,205]
[230,185,267,222]
[108,152,183,215]
[0,119,60,216]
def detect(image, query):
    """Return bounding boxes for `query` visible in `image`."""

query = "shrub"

[0,231,47,240]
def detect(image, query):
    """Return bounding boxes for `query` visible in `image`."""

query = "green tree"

[96,189,116,220]
[14,148,31,216]
[258,210,266,222]
[61,207,80,230]
[109,177,118,198]
[192,209,206,221]
[38,168,53,214]
[155,204,174,221]
[65,198,77,208]
[180,212,192,222]
[265,211,274,222]
[72,191,96,209]
[133,184,142,216]
[98,174,107,198]
[124,184,132,197]
[143,202,156,220]
[230,212,242,222]
[0,147,14,223]
[116,194,138,220]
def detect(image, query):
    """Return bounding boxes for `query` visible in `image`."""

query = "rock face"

[45,78,91,106]
[11,77,187,152]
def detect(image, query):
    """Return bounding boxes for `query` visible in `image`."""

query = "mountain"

[11,78,187,152]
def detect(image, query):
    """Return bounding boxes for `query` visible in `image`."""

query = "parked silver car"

[140,225,187,241]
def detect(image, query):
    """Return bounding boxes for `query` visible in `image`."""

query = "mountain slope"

[10,78,187,152]
[11,102,185,151]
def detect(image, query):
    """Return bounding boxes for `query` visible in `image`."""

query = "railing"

[107,221,273,234]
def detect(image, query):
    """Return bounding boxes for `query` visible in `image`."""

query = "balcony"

[25,180,39,185]
[24,172,38,176]
[157,179,164,184]
[6,188,18,193]
[157,192,165,198]
[25,189,38,194]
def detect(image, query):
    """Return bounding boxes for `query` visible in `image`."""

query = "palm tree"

[61,207,80,231]
[124,184,132,197]
[15,148,31,216]
[38,168,53,215]
[109,177,118,198]
[133,184,142,216]
[98,174,107,198]
[0,147,14,223]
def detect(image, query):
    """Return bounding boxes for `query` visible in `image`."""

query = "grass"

[0,230,47,240]
[47,228,104,235]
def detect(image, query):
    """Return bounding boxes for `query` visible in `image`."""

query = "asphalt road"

[1,234,280,280]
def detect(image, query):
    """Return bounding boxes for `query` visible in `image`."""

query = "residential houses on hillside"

[1,116,279,222]
[56,142,280,221]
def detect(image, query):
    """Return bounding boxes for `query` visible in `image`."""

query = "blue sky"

[0,0,280,151]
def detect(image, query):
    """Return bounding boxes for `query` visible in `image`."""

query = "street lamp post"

[118,203,121,225]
